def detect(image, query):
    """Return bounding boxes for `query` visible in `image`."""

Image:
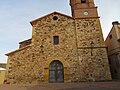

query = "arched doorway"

[49,60,64,83]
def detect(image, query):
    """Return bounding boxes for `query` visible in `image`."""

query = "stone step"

[0,81,120,90]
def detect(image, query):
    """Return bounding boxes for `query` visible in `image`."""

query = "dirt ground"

[0,81,120,90]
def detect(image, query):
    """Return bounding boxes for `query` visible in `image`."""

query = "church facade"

[5,0,111,84]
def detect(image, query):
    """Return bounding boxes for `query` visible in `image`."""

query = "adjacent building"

[4,0,111,84]
[0,63,6,69]
[105,21,120,79]
[0,68,6,84]
[0,63,6,84]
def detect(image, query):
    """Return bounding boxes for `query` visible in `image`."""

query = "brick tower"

[70,0,98,18]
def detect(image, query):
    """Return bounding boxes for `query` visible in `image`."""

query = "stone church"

[5,0,111,84]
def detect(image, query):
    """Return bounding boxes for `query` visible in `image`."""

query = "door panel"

[49,71,56,82]
[49,60,64,83]
[57,70,64,82]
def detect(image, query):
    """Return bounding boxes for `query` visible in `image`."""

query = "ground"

[0,81,120,90]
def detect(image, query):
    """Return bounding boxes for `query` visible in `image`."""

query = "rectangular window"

[54,36,59,45]
[81,0,86,3]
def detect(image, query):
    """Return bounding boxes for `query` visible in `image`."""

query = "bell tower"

[70,0,112,81]
[70,0,98,18]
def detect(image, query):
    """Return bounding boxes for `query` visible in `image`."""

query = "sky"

[0,0,120,63]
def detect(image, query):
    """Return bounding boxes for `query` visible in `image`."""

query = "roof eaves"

[30,11,73,26]
[5,45,31,56]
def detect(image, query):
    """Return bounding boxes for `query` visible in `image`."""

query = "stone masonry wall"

[5,13,80,84]
[75,19,105,47]
[4,46,38,84]
[76,18,112,81]
[31,13,79,82]
[5,14,112,84]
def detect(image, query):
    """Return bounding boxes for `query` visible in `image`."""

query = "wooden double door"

[49,60,64,83]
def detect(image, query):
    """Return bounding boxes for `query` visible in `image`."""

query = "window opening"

[54,36,59,45]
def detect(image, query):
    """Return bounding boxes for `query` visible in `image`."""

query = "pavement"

[0,81,120,90]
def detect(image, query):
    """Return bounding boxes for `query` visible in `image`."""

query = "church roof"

[19,39,32,44]
[5,45,31,56]
[30,11,73,26]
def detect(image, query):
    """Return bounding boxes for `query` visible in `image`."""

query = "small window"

[81,0,86,3]
[54,36,59,45]
[109,35,112,39]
